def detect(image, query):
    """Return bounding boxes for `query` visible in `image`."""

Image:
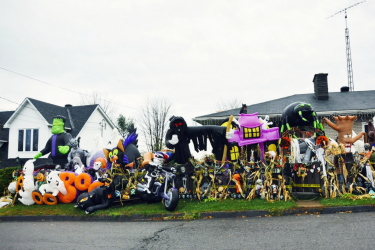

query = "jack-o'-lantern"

[37,173,44,182]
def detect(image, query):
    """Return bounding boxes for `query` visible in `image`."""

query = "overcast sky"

[1,0,374,155]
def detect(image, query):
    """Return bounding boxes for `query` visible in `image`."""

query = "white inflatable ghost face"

[93,161,102,171]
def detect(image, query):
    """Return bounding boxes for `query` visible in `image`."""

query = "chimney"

[340,86,349,92]
[312,73,329,100]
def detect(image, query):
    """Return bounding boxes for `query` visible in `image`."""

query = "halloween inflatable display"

[6,105,375,215]
[323,115,367,152]
[67,136,90,168]
[165,116,237,164]
[75,178,115,214]
[137,151,179,211]
[280,102,323,140]
[227,112,279,161]
[103,132,141,169]
[34,115,72,166]
[18,159,36,206]
[32,171,67,205]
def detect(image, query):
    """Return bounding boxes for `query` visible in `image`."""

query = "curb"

[1,205,375,222]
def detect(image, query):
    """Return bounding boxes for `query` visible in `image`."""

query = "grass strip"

[320,196,375,207]
[0,199,297,218]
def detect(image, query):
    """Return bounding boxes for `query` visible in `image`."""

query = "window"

[18,129,39,152]
[243,126,260,139]
[230,146,239,161]
[33,129,39,151]
[362,122,369,134]
[18,130,24,151]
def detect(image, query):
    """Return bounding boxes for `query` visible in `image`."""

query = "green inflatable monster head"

[52,115,66,135]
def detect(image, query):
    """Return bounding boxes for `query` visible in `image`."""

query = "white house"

[0,97,116,168]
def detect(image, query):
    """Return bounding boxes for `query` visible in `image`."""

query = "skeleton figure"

[255,179,263,197]
[270,184,278,199]
[144,152,168,194]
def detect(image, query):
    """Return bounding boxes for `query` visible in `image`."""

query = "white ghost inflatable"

[18,159,36,205]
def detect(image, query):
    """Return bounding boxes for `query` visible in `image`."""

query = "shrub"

[0,166,21,194]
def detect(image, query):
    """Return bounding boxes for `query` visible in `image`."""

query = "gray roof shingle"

[0,111,14,141]
[195,90,375,120]
[27,98,98,137]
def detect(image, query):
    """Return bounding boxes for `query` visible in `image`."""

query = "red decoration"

[280,137,291,149]
[316,135,329,146]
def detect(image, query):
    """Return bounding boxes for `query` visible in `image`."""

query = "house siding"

[0,142,53,169]
[6,101,51,159]
[77,108,114,152]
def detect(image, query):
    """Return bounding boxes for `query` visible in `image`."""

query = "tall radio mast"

[327,0,366,91]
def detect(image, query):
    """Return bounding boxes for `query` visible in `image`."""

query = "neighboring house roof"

[194,90,375,123]
[0,111,13,142]
[3,98,115,137]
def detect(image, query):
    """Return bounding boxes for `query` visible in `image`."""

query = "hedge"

[0,166,21,195]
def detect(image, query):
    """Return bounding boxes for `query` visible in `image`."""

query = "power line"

[0,66,140,111]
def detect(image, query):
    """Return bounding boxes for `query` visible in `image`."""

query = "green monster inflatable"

[34,115,72,167]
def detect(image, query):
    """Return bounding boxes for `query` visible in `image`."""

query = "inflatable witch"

[34,115,72,166]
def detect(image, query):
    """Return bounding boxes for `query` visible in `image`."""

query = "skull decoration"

[217,186,224,198]
[153,151,168,165]
[270,184,278,199]
[179,187,185,196]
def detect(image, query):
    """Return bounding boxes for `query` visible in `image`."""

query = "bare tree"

[138,97,172,152]
[215,98,242,112]
[78,91,117,122]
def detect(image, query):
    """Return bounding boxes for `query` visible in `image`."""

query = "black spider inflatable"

[279,102,324,143]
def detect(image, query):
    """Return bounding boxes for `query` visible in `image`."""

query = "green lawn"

[320,196,375,207]
[0,199,297,219]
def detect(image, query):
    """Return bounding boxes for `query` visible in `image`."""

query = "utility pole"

[327,0,366,91]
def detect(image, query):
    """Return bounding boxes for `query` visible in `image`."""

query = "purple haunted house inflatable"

[228,112,280,160]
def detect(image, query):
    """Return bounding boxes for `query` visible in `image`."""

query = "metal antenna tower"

[327,0,366,91]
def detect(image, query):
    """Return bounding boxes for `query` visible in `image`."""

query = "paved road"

[1,212,375,250]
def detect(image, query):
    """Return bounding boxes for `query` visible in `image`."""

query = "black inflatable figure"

[103,132,141,169]
[34,115,72,166]
[279,102,323,141]
[165,116,239,164]
[239,104,247,114]
[76,178,115,214]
